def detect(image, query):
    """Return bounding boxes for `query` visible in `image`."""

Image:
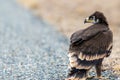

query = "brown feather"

[67,11,113,80]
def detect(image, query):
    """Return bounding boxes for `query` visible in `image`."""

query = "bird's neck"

[98,19,109,26]
[94,22,109,27]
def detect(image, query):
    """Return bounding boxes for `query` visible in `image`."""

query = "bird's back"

[69,24,113,66]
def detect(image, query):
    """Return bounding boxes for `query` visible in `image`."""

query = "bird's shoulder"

[70,29,84,44]
[101,29,113,43]
[70,24,109,45]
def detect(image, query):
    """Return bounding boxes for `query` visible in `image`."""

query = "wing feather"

[68,24,113,69]
[70,30,113,60]
[70,24,108,45]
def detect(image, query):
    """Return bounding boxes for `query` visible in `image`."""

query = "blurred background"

[19,0,120,37]
[19,0,120,75]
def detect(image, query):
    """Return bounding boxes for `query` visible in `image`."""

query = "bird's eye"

[89,16,95,20]
[89,17,93,20]
[89,16,94,20]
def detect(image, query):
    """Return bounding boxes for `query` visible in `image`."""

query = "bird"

[65,11,113,80]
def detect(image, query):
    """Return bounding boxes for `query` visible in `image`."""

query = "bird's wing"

[68,29,113,69]
[69,29,113,60]
[70,29,84,45]
[103,30,113,57]
[70,25,108,45]
[78,30,113,60]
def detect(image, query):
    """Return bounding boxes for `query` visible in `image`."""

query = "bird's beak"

[84,17,95,24]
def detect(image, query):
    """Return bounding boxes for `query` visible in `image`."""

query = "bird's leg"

[95,65,102,79]
[95,59,103,79]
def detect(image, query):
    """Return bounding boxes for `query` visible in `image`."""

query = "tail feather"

[66,68,87,80]
[67,51,103,80]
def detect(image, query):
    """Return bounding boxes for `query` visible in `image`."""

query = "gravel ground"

[0,0,69,80]
[0,0,119,80]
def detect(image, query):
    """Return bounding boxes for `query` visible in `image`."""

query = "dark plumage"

[66,11,113,80]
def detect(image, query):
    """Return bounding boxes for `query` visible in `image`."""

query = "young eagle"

[66,11,113,80]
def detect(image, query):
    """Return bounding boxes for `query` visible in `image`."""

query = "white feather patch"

[70,62,78,67]
[68,52,75,57]
[86,55,90,61]
[107,43,113,50]
[69,56,77,62]
[84,53,107,61]
[78,52,85,60]
[76,64,92,69]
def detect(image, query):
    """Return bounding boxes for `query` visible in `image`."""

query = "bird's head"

[84,11,108,25]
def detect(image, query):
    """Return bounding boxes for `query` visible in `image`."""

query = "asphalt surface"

[0,0,69,80]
